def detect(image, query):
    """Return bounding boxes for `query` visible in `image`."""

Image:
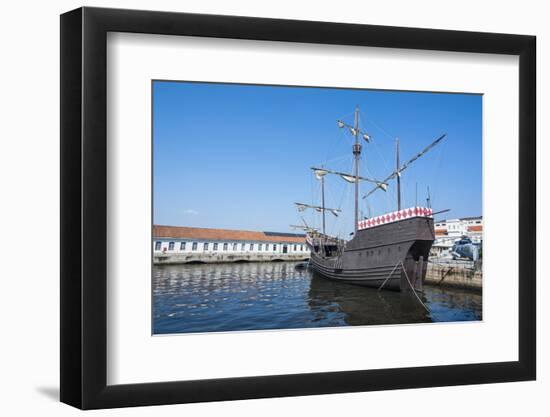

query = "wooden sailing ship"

[294,107,448,291]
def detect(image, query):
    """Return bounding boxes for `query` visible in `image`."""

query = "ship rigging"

[294,106,449,291]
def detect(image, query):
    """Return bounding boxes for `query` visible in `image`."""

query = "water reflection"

[153,261,481,334]
[308,274,430,326]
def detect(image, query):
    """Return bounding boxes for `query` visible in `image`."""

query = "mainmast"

[332,107,376,235]
[396,137,401,211]
[321,174,326,235]
[352,107,361,234]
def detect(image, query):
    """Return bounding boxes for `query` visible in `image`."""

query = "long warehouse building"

[153,225,310,264]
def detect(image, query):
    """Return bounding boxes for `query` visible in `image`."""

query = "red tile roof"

[467,225,483,232]
[153,225,306,243]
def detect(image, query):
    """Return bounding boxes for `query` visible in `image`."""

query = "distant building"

[435,216,483,239]
[153,225,310,264]
[432,216,483,256]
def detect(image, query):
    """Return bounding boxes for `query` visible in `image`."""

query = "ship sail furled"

[290,224,319,233]
[363,133,447,199]
[313,169,327,180]
[311,166,387,188]
[294,202,341,217]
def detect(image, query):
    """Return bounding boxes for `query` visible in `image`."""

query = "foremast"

[363,133,448,203]
[396,138,401,211]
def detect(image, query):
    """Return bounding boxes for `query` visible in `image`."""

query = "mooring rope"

[378,260,431,313]
[400,262,431,313]
[378,261,401,291]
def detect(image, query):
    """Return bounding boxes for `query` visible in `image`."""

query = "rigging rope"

[360,111,396,141]
[358,111,399,215]
[428,138,448,209]
[363,148,394,215]
[305,108,449,237]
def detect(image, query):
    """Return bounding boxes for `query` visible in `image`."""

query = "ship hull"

[308,216,435,291]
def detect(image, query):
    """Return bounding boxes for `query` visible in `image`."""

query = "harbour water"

[153,261,482,335]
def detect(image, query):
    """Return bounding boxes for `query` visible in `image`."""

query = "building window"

[249,243,254,251]
[233,243,238,251]
[155,241,162,251]
[203,242,209,251]
[294,244,297,251]
[273,244,277,251]
[213,242,218,251]
[192,242,198,251]
[223,243,228,251]
[168,242,175,251]
[180,242,186,251]
[239,243,244,251]
[258,243,263,251]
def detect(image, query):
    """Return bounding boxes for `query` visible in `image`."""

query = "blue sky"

[153,81,482,238]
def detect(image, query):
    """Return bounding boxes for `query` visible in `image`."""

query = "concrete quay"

[425,259,482,291]
[154,252,310,265]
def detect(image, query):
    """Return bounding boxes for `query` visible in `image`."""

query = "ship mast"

[352,107,361,234]
[363,133,448,201]
[396,137,401,211]
[321,174,326,235]
[331,107,378,235]
[298,107,382,239]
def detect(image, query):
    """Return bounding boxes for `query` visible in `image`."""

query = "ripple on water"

[153,262,482,334]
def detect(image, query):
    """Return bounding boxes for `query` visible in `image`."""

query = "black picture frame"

[60,6,536,410]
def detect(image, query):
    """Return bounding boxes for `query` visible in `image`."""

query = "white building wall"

[435,217,483,239]
[153,238,309,255]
